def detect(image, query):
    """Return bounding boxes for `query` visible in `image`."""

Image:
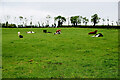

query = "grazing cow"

[54,29,61,35]
[88,30,97,34]
[92,33,103,37]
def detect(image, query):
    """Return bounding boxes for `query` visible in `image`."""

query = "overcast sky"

[1,0,119,2]
[0,0,119,26]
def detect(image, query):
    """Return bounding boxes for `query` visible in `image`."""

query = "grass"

[2,28,119,78]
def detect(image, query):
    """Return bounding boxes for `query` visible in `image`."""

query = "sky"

[1,0,119,2]
[0,0,119,26]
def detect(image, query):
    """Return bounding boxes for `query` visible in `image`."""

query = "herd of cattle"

[18,29,103,38]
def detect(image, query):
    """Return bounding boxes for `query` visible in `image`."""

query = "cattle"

[92,33,103,37]
[88,30,97,34]
[18,32,23,38]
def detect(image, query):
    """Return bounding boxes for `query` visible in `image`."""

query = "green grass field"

[2,28,119,78]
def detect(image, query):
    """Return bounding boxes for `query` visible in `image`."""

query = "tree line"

[1,14,119,28]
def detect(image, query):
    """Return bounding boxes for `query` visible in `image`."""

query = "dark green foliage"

[83,17,89,26]
[54,16,66,27]
[91,14,101,26]
[70,16,79,26]
[2,23,16,28]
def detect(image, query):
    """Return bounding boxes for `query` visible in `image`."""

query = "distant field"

[2,28,119,78]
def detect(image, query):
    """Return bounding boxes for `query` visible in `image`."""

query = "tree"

[78,16,82,25]
[46,15,51,27]
[107,18,109,26]
[2,23,6,28]
[91,14,101,26]
[8,24,16,28]
[102,18,105,26]
[38,21,40,27]
[111,21,114,26]
[42,22,44,27]
[30,16,33,28]
[118,19,120,26]
[4,15,10,27]
[24,17,28,27]
[67,17,70,26]
[19,16,23,27]
[83,17,89,26]
[116,21,118,26]
[70,16,79,26]
[54,16,66,27]
[6,21,8,28]
[30,21,32,26]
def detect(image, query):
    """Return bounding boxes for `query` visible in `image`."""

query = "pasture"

[2,28,119,78]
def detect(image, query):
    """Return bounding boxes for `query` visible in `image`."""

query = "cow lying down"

[27,31,35,34]
[92,33,103,37]
[88,30,97,34]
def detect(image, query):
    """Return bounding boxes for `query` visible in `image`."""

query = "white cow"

[18,32,20,36]
[27,31,35,34]
[27,31,32,34]
[31,31,35,33]
[92,33,103,37]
